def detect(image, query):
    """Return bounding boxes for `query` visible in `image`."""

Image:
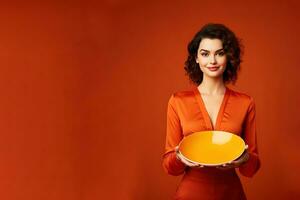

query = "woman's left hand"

[216,145,250,170]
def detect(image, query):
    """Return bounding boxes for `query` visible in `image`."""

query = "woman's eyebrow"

[199,48,224,52]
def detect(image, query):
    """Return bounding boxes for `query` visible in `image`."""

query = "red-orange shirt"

[162,86,261,199]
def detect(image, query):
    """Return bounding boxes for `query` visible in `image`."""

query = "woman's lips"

[207,66,220,71]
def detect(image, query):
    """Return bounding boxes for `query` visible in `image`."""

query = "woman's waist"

[183,167,239,182]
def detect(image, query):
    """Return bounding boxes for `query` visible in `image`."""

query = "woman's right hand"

[175,146,205,168]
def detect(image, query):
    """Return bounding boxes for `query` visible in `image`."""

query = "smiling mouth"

[207,66,220,71]
[208,66,219,68]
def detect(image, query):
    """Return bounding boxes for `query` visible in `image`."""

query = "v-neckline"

[193,86,230,130]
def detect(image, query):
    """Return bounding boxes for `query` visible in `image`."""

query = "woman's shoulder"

[228,87,255,105]
[168,88,196,103]
[173,89,195,98]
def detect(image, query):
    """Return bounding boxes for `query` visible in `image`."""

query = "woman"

[162,23,261,199]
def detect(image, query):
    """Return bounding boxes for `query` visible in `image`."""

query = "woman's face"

[196,38,227,80]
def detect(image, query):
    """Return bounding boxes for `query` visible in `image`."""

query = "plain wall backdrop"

[0,0,299,199]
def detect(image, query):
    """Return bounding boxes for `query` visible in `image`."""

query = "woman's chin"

[203,71,224,79]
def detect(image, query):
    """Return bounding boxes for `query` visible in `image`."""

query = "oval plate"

[178,131,246,166]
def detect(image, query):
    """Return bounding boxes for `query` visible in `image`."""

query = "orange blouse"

[162,86,261,199]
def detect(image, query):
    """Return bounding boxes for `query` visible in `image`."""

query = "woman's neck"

[198,76,226,95]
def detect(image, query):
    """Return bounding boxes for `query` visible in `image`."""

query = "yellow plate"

[178,131,246,166]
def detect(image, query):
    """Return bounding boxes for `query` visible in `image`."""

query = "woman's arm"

[162,94,187,176]
[238,97,261,177]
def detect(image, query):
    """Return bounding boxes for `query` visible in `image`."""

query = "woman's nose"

[210,55,217,64]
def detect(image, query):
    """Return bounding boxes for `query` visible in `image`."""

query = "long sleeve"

[239,97,261,177]
[162,94,186,176]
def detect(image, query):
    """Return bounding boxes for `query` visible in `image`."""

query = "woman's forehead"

[199,38,223,51]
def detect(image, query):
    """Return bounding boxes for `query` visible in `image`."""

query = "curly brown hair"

[184,23,244,85]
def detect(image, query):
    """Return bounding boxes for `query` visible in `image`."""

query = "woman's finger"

[180,156,200,167]
[216,163,235,170]
[176,153,195,166]
[174,146,179,153]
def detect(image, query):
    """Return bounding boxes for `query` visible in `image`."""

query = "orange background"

[0,0,299,199]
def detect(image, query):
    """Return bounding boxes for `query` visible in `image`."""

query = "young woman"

[162,23,261,199]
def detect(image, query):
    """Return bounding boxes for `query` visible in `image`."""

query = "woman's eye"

[201,53,209,57]
[217,52,225,56]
